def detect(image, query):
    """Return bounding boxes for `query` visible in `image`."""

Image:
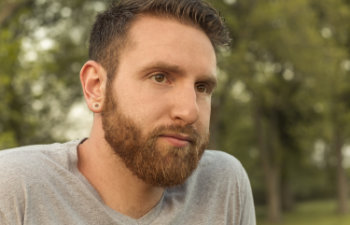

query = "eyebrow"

[139,61,217,87]
[139,61,185,75]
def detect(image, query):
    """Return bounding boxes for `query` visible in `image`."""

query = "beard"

[101,86,209,187]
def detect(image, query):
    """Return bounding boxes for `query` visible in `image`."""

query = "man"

[0,0,256,224]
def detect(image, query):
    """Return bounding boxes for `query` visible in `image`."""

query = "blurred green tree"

[310,0,350,214]
[209,0,350,222]
[0,0,106,148]
[2,0,350,223]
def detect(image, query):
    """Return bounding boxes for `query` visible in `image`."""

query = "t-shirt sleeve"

[0,151,28,225]
[220,151,256,225]
[237,162,256,225]
[199,150,256,225]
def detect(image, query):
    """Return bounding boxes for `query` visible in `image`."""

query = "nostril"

[168,86,200,124]
[170,102,199,125]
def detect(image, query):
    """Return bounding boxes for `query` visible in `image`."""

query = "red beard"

[101,87,208,187]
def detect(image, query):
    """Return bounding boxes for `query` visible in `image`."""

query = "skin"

[78,15,217,219]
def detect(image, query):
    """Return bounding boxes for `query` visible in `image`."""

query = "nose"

[169,86,199,125]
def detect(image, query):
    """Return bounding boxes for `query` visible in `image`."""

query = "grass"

[257,199,350,225]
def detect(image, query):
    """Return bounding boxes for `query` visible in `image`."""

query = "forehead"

[126,14,214,51]
[117,15,217,76]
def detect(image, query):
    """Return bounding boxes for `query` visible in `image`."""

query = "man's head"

[81,0,230,187]
[88,0,230,80]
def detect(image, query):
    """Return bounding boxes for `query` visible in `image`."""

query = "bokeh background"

[1,0,350,224]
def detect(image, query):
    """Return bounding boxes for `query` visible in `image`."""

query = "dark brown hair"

[89,0,230,79]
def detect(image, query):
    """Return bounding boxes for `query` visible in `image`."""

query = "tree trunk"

[281,160,295,211]
[334,127,348,214]
[264,166,281,223]
[0,1,35,27]
[254,106,282,223]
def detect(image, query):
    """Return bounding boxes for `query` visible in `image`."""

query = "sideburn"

[101,84,209,187]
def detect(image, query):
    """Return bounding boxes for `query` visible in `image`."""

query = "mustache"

[150,125,200,145]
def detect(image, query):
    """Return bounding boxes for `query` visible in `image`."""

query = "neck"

[77,135,164,218]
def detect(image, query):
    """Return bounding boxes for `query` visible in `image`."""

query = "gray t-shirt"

[0,140,256,225]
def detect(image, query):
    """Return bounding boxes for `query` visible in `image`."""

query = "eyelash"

[196,83,213,94]
[196,83,207,93]
[149,73,213,94]
[149,73,169,84]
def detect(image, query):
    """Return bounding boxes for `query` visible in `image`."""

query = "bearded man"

[0,0,256,224]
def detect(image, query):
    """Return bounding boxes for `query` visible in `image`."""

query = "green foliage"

[1,0,350,220]
[210,0,350,218]
[257,199,350,225]
[0,0,106,147]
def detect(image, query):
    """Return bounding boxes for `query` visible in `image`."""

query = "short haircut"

[89,0,230,80]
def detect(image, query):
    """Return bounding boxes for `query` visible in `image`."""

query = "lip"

[161,133,193,142]
[158,133,194,147]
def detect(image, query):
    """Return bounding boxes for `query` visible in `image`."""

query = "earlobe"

[80,60,107,113]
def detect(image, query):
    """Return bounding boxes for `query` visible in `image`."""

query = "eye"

[150,73,168,83]
[196,83,210,93]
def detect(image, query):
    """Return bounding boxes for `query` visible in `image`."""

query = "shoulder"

[171,150,255,224]
[197,150,247,180]
[183,150,252,196]
[0,140,80,192]
[0,140,80,171]
[190,150,254,202]
[0,143,59,176]
[198,151,256,222]
[0,140,81,224]
[200,150,242,168]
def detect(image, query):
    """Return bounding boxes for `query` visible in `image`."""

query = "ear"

[80,60,107,113]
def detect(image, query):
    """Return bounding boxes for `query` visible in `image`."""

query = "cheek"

[116,88,168,125]
[198,99,212,128]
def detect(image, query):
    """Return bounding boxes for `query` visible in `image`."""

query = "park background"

[1,0,350,224]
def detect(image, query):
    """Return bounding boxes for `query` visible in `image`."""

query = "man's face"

[101,15,217,187]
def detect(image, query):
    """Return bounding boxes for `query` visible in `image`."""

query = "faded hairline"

[89,0,230,83]
[102,13,214,83]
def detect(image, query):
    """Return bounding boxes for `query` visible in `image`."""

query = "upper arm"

[0,154,27,225]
